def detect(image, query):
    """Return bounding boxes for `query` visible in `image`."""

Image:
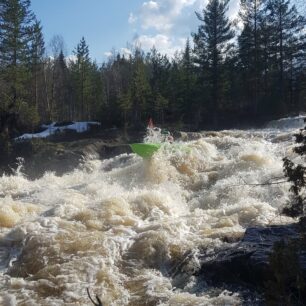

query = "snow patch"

[15,121,101,141]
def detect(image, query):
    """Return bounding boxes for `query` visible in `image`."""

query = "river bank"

[0,127,139,179]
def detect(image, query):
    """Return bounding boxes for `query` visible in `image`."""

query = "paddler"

[161,129,174,143]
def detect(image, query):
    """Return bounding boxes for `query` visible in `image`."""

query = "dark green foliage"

[266,238,306,305]
[29,19,45,110]
[70,37,96,120]
[0,0,36,106]
[193,0,235,126]
[52,51,72,121]
[0,0,46,134]
[0,0,305,136]
[130,49,151,126]
[266,0,306,113]
[283,123,306,217]
[146,47,170,123]
[238,0,265,115]
[171,39,197,124]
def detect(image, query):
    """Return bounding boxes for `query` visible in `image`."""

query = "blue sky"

[30,0,240,63]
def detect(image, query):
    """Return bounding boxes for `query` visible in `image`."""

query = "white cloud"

[66,54,77,63]
[228,0,240,20]
[134,34,185,58]
[128,12,137,24]
[120,47,132,57]
[103,48,132,59]
[139,0,199,31]
[142,1,159,10]
[104,51,113,57]
[135,34,170,49]
[126,0,240,57]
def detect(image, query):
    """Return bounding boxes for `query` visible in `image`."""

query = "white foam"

[0,124,299,304]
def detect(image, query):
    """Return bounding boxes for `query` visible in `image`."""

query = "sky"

[30,0,240,63]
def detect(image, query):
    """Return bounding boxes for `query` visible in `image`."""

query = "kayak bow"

[130,143,161,159]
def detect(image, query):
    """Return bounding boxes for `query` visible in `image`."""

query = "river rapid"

[0,117,304,305]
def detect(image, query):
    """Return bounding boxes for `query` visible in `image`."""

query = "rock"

[1,127,224,178]
[64,139,132,160]
[198,223,306,287]
[4,138,133,179]
[172,131,203,141]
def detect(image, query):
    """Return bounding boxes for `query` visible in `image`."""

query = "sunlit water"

[0,116,304,305]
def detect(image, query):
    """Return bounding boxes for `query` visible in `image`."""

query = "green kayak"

[130,143,161,159]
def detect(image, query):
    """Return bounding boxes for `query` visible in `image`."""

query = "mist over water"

[0,117,303,305]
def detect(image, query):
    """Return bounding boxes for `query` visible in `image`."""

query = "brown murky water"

[0,116,303,305]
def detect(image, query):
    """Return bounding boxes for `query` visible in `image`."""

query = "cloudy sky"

[31,0,240,62]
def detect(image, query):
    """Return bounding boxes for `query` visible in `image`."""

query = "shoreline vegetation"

[0,0,305,140]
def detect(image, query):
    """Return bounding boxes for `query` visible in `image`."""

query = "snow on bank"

[15,121,101,141]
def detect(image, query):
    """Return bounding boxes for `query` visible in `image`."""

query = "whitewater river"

[0,117,303,305]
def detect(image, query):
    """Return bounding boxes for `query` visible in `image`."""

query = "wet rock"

[172,131,204,141]
[0,127,145,178]
[198,223,306,287]
[64,139,132,160]
[172,130,225,141]
[6,139,132,179]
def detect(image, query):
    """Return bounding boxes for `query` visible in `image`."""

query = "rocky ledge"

[196,220,306,304]
[1,128,212,179]
[13,139,133,179]
[0,127,144,179]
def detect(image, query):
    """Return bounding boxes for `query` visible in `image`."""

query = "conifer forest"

[0,0,305,134]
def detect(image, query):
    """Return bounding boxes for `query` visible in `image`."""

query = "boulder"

[5,138,132,179]
[198,223,306,287]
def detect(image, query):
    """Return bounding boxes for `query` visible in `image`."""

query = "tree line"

[0,0,306,137]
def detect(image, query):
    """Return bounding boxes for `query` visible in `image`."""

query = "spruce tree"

[266,0,306,113]
[147,47,170,123]
[181,38,197,123]
[29,19,45,111]
[130,48,151,127]
[0,0,36,108]
[118,90,131,129]
[53,50,72,121]
[238,0,265,115]
[88,61,103,121]
[193,0,234,127]
[71,37,92,120]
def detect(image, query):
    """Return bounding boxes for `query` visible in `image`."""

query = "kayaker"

[148,117,154,129]
[161,129,174,143]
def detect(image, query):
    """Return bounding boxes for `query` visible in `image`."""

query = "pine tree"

[71,37,92,120]
[193,0,234,127]
[118,90,131,129]
[0,0,36,108]
[238,0,265,115]
[147,47,170,123]
[168,39,197,125]
[181,38,197,123]
[266,0,306,113]
[130,48,151,127]
[88,61,103,121]
[29,19,44,112]
[52,50,72,121]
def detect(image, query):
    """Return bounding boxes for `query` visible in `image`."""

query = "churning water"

[0,116,304,305]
